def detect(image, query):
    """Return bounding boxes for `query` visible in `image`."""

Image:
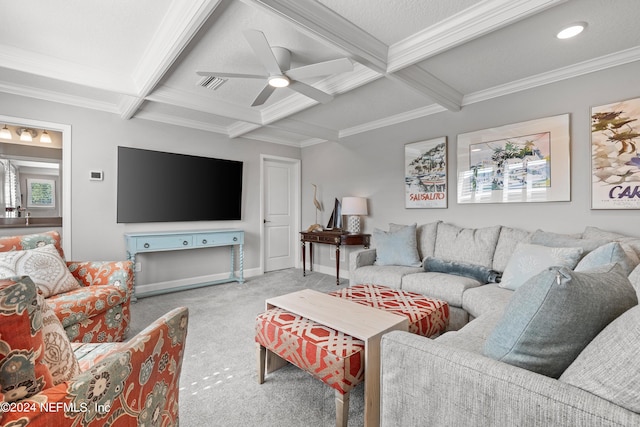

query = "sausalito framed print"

[405,137,447,208]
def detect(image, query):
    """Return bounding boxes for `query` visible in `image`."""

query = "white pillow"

[0,244,81,297]
[499,243,583,290]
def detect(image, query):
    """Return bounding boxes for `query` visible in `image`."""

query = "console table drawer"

[195,231,244,247]
[136,235,193,251]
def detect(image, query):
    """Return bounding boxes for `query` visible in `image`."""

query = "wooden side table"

[300,230,370,285]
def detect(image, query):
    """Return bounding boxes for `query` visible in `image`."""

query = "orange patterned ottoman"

[255,284,449,427]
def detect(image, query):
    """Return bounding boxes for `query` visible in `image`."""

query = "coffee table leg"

[336,389,349,427]
[364,335,382,427]
[257,343,265,384]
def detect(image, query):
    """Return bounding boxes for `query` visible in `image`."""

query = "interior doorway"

[260,155,300,273]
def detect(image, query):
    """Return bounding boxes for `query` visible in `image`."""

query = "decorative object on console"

[405,137,447,208]
[341,196,367,233]
[326,198,342,230]
[307,183,324,232]
[591,96,640,209]
[457,114,570,204]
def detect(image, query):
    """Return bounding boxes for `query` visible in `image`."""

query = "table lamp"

[341,197,368,233]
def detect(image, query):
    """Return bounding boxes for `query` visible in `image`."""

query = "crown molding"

[240,0,388,73]
[387,0,567,72]
[228,122,262,139]
[146,86,262,124]
[463,45,640,106]
[389,66,463,112]
[239,131,305,147]
[267,118,339,141]
[299,137,326,148]
[0,80,120,114]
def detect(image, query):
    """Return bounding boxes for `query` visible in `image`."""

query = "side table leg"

[335,245,340,286]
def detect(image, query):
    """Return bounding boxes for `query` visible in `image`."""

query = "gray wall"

[0,93,300,286]
[301,61,640,272]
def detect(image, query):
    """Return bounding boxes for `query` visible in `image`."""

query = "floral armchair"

[0,276,189,426]
[0,231,133,343]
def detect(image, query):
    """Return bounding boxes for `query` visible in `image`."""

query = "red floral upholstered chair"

[0,276,189,426]
[0,231,133,343]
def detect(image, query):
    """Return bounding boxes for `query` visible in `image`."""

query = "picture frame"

[591,96,640,209]
[27,178,55,208]
[405,137,447,208]
[456,114,570,204]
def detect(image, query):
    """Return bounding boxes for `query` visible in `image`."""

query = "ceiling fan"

[196,30,354,107]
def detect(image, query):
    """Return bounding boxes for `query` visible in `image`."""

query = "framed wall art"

[405,137,447,208]
[591,96,640,209]
[457,114,570,204]
[27,178,56,208]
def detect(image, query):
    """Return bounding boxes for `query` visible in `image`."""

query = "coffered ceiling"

[1,0,639,147]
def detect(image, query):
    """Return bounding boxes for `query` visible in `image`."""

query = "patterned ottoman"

[255,284,449,427]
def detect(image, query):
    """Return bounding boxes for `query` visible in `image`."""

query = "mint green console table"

[125,229,244,298]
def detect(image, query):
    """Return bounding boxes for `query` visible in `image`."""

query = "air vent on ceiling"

[197,75,227,90]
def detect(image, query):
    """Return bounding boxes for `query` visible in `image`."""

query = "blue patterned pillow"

[373,223,421,267]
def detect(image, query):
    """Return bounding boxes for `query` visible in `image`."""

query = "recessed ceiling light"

[268,75,290,88]
[557,22,587,39]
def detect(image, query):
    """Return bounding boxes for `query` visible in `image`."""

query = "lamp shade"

[341,197,368,216]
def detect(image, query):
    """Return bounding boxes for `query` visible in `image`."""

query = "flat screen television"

[117,146,243,223]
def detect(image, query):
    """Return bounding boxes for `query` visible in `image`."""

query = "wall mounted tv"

[117,146,243,223]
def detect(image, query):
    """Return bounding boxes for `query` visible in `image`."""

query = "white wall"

[301,61,640,273]
[0,93,301,287]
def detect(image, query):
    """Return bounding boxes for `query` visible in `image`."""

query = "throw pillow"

[483,264,637,378]
[0,244,81,298]
[39,294,80,385]
[423,256,501,284]
[434,223,501,268]
[559,305,640,413]
[582,226,640,265]
[530,230,608,256]
[0,276,54,402]
[499,243,583,291]
[373,223,421,267]
[575,242,636,275]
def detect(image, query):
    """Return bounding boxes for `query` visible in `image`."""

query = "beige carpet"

[128,269,365,427]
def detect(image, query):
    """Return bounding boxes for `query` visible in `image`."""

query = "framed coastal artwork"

[591,96,640,209]
[456,114,570,204]
[27,178,56,208]
[405,137,447,208]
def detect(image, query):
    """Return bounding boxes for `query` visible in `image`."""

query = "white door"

[263,157,298,272]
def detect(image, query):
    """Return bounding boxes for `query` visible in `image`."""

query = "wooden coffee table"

[263,289,408,427]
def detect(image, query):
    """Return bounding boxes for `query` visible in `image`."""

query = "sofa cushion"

[423,257,501,283]
[435,309,504,354]
[434,223,501,268]
[40,294,81,385]
[0,276,54,402]
[374,223,421,267]
[575,241,637,275]
[0,244,81,298]
[582,226,640,264]
[351,265,422,289]
[416,221,441,261]
[401,272,482,307]
[492,226,532,272]
[483,264,637,378]
[560,305,640,413]
[530,230,607,256]
[499,243,583,291]
[629,263,640,299]
[462,284,513,318]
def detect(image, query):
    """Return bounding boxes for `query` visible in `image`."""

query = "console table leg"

[239,244,244,283]
[335,245,340,286]
[302,241,307,276]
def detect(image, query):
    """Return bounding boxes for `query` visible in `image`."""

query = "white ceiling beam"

[266,118,339,141]
[239,0,388,73]
[387,0,568,72]
[388,67,463,112]
[120,0,224,119]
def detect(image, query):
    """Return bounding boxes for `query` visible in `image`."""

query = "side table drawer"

[195,231,244,247]
[136,235,193,251]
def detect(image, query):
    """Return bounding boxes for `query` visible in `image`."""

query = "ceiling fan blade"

[289,81,333,104]
[243,30,283,76]
[196,71,267,79]
[251,84,277,107]
[286,58,354,80]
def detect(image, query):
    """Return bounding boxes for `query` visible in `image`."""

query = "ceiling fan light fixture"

[557,22,587,39]
[268,75,290,88]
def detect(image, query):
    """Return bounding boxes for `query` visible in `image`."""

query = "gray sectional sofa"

[348,221,640,426]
